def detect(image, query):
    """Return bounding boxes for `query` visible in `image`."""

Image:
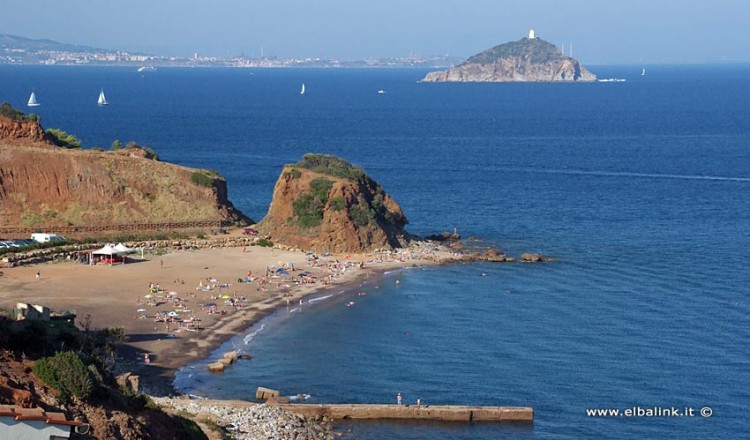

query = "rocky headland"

[257,154,410,253]
[0,104,250,231]
[421,34,596,83]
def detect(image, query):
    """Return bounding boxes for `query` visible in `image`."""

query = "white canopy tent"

[90,244,133,266]
[113,243,136,254]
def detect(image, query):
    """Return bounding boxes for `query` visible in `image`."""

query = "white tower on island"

[528,29,536,39]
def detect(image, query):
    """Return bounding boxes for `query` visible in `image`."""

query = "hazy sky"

[4,0,749,64]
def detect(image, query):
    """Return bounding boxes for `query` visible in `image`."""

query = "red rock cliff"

[0,112,250,229]
[257,154,410,253]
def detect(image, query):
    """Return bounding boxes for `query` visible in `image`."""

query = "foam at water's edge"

[243,323,266,345]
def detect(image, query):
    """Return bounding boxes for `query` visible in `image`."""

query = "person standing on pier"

[397,393,402,406]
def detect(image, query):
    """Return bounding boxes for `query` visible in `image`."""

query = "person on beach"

[397,392,402,406]
[417,398,421,409]
[144,353,150,365]
[35,271,40,280]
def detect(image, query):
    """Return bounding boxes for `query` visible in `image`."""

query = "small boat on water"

[300,83,306,95]
[137,66,156,72]
[97,89,108,106]
[377,89,386,94]
[27,92,40,107]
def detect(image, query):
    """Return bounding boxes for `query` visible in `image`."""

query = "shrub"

[349,194,375,226]
[283,168,302,179]
[0,102,26,120]
[292,193,324,227]
[190,171,215,187]
[296,154,370,183]
[309,178,333,202]
[256,238,274,247]
[111,139,123,150]
[140,145,160,160]
[330,196,345,211]
[33,351,93,401]
[46,128,82,149]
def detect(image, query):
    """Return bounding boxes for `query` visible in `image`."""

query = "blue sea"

[2,64,749,439]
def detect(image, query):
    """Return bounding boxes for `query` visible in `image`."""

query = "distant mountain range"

[0,34,112,54]
[0,33,462,68]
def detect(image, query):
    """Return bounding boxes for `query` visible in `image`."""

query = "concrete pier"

[273,403,533,423]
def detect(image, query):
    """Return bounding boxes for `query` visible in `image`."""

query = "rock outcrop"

[0,106,250,230]
[422,36,596,83]
[257,154,410,253]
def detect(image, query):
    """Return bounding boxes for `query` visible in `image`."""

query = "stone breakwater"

[153,397,334,440]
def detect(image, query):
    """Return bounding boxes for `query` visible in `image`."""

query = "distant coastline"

[0,33,461,69]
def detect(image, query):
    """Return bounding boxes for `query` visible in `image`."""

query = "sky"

[3,0,750,64]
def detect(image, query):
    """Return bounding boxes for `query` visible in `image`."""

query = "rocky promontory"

[257,154,410,253]
[0,104,250,230]
[422,34,596,83]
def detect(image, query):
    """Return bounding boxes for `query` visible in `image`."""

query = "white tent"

[90,244,130,265]
[92,244,118,256]
[113,243,135,254]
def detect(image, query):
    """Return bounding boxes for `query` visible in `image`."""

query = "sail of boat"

[97,89,108,106]
[300,83,306,95]
[641,68,646,76]
[27,92,40,107]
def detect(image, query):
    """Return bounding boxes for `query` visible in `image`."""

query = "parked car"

[242,228,259,236]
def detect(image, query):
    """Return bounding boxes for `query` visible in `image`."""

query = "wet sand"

[0,244,447,395]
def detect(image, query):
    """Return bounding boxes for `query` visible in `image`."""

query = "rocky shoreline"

[153,397,335,440]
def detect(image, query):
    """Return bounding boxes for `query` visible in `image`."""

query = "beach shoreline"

[0,240,453,397]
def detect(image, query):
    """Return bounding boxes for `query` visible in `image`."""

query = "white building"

[528,29,536,39]
[0,405,87,439]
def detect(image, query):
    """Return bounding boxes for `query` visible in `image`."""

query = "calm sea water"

[3,64,750,439]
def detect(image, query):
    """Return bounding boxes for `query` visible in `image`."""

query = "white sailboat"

[27,92,40,107]
[300,83,306,95]
[641,68,646,76]
[97,89,108,106]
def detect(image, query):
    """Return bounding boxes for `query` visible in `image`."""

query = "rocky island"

[421,30,596,83]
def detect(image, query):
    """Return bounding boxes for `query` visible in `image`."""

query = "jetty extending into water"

[274,403,533,423]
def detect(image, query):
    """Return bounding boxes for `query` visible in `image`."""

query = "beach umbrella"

[220,295,231,299]
[167,311,179,317]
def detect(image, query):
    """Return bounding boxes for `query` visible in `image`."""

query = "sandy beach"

[0,239,449,395]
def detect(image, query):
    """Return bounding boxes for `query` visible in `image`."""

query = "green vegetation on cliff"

[292,177,333,228]
[190,169,223,187]
[45,128,82,148]
[0,101,29,120]
[297,153,372,184]
[463,37,565,66]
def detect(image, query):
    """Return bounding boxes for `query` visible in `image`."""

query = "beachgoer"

[144,353,150,365]
[397,393,402,406]
[417,398,421,409]
[160,259,164,268]
[35,272,40,280]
